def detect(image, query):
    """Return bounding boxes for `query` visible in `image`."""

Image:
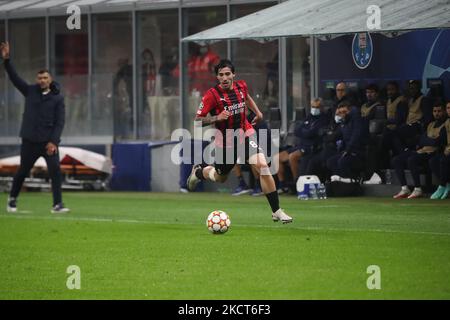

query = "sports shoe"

[51,203,70,214]
[232,181,252,196]
[186,164,202,192]
[363,173,382,185]
[6,197,17,213]
[407,188,422,199]
[271,208,293,224]
[277,187,290,194]
[430,185,445,199]
[393,188,410,199]
[441,187,449,200]
[277,181,289,194]
[330,175,340,182]
[251,185,264,196]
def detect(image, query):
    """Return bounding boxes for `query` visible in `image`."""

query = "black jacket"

[4,59,65,144]
[295,113,328,153]
[339,107,369,156]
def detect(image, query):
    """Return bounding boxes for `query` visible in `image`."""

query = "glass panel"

[92,12,133,140]
[50,16,89,137]
[7,18,46,137]
[0,20,5,136]
[231,3,278,117]
[182,6,227,132]
[286,37,311,121]
[137,9,179,141]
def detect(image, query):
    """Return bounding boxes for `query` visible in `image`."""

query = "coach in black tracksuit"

[2,41,69,213]
[326,101,369,180]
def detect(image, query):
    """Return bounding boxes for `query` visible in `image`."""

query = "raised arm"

[1,42,29,96]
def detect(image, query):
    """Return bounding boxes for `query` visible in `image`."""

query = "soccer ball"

[206,210,231,234]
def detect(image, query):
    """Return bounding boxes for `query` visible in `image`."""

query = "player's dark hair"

[337,100,351,108]
[37,69,51,75]
[386,81,399,90]
[214,59,235,75]
[366,83,379,92]
[408,79,421,87]
[433,100,445,110]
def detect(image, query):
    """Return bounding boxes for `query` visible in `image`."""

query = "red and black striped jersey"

[196,80,254,147]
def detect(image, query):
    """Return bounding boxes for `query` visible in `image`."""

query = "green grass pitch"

[0,192,449,299]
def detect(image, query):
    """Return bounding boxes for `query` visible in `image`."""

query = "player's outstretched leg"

[250,153,293,224]
[187,164,203,191]
[187,165,227,191]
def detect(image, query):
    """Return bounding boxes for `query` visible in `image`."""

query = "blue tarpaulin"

[111,143,151,191]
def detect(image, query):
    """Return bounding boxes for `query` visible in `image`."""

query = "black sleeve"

[438,126,447,148]
[421,97,433,127]
[395,101,408,126]
[4,59,29,96]
[49,97,66,145]
[345,111,365,153]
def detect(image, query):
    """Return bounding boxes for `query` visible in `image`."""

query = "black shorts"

[214,135,263,176]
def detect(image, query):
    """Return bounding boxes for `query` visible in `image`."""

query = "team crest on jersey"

[239,90,244,100]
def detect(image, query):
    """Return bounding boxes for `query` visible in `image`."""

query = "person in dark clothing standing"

[326,101,369,181]
[1,41,69,213]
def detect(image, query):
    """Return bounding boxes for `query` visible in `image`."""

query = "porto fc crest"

[352,32,373,69]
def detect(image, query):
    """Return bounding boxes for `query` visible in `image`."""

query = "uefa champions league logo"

[421,30,450,95]
[352,32,373,70]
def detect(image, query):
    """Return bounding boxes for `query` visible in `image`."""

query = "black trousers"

[392,150,431,187]
[10,139,63,206]
[307,145,338,182]
[393,123,422,154]
[429,153,450,186]
[326,152,365,179]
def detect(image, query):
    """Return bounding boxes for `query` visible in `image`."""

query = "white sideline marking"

[0,214,449,237]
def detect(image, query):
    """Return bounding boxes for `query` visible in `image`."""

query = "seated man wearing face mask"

[326,100,369,181]
[273,98,328,193]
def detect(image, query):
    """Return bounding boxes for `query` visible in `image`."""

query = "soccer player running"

[187,59,293,223]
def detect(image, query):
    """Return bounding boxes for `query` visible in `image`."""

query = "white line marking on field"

[311,205,348,208]
[0,214,449,237]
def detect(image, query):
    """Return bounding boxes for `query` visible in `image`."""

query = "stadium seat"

[269,107,281,130]
[282,120,302,148]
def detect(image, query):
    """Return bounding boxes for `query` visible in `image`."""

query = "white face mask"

[310,108,321,116]
[335,115,343,123]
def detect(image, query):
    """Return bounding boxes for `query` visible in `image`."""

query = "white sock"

[414,187,422,192]
[401,186,409,192]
